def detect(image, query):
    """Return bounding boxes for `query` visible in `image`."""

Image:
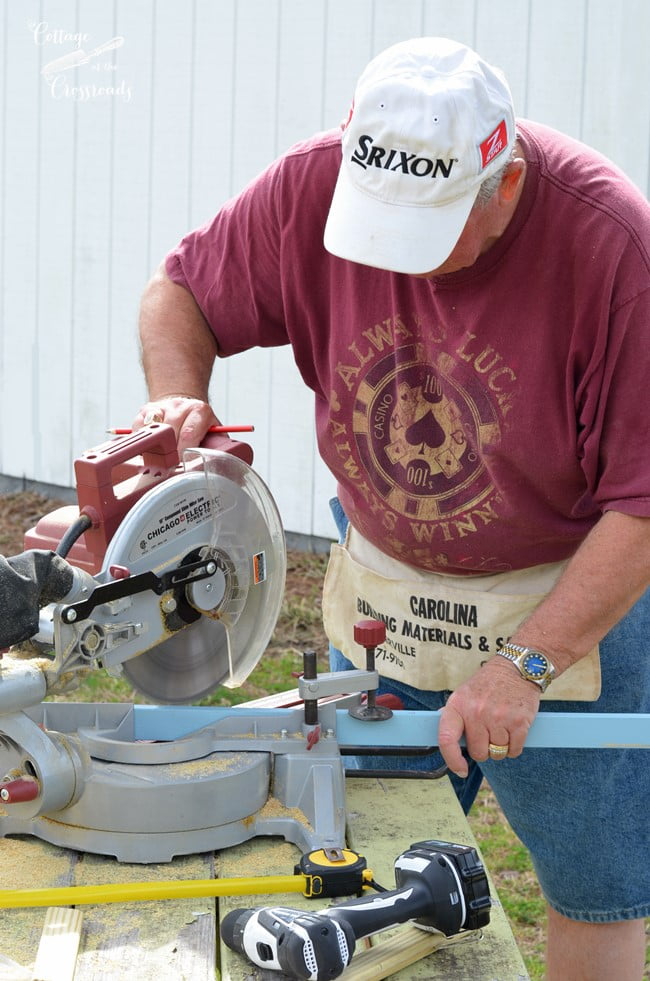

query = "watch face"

[522,652,548,678]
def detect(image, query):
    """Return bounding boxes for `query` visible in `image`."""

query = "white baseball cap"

[323,37,516,274]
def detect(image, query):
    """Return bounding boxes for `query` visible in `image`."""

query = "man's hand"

[0,550,76,648]
[437,656,541,776]
[132,395,220,455]
[436,512,650,777]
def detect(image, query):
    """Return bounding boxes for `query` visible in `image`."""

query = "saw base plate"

[0,703,347,863]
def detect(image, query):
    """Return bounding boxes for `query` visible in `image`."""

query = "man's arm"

[134,265,221,451]
[510,510,650,672]
[438,510,650,775]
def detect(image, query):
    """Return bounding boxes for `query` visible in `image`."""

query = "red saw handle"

[24,423,253,574]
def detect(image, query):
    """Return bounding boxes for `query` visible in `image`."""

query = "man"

[134,37,650,979]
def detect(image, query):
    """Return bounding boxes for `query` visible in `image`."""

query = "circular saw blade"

[99,452,286,703]
[118,616,231,704]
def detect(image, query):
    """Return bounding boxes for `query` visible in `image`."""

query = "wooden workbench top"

[0,776,528,980]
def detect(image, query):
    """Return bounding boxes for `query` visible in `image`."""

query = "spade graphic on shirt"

[405,411,447,455]
[385,379,467,479]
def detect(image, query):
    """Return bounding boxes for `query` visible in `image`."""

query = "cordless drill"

[221,840,491,980]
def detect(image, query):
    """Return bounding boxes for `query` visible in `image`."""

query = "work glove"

[0,550,75,647]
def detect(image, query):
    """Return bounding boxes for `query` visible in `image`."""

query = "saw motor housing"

[21,423,286,702]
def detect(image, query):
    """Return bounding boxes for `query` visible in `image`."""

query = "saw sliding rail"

[130,705,650,750]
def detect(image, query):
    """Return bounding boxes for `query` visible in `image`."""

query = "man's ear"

[499,158,526,203]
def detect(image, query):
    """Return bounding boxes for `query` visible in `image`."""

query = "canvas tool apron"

[322,527,601,700]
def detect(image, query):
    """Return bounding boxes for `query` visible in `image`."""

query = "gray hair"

[473,150,516,208]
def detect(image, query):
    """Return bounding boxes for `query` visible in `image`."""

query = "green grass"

[205,648,306,706]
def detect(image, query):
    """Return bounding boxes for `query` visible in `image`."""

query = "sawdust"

[0,836,74,889]
[74,852,216,957]
[0,838,78,963]
[217,837,300,882]
[0,913,42,967]
[251,795,312,829]
[76,851,210,886]
[157,752,251,778]
[80,898,210,952]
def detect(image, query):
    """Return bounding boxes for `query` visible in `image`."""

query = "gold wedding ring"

[143,409,164,425]
[488,742,509,759]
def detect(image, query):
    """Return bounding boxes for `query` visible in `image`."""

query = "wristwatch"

[496,643,556,692]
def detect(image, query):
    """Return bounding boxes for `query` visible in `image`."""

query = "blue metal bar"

[337,710,650,750]
[132,705,650,749]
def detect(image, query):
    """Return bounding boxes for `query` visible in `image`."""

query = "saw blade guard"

[103,449,286,704]
[191,447,287,690]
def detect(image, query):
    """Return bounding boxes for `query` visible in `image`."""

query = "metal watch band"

[496,643,555,692]
[498,642,533,661]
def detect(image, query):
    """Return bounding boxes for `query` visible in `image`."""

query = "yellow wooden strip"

[32,907,83,981]
[341,925,445,980]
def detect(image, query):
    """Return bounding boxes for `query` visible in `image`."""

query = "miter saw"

[0,424,371,863]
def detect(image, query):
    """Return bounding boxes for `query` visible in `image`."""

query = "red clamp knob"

[354,619,386,648]
[349,619,392,722]
[0,778,40,803]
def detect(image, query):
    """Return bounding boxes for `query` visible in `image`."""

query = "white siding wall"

[2,0,649,543]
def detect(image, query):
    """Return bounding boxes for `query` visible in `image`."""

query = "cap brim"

[323,163,477,275]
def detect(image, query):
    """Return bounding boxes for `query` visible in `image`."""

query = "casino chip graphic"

[353,345,501,521]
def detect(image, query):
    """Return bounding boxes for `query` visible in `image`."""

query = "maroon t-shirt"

[166,120,650,574]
